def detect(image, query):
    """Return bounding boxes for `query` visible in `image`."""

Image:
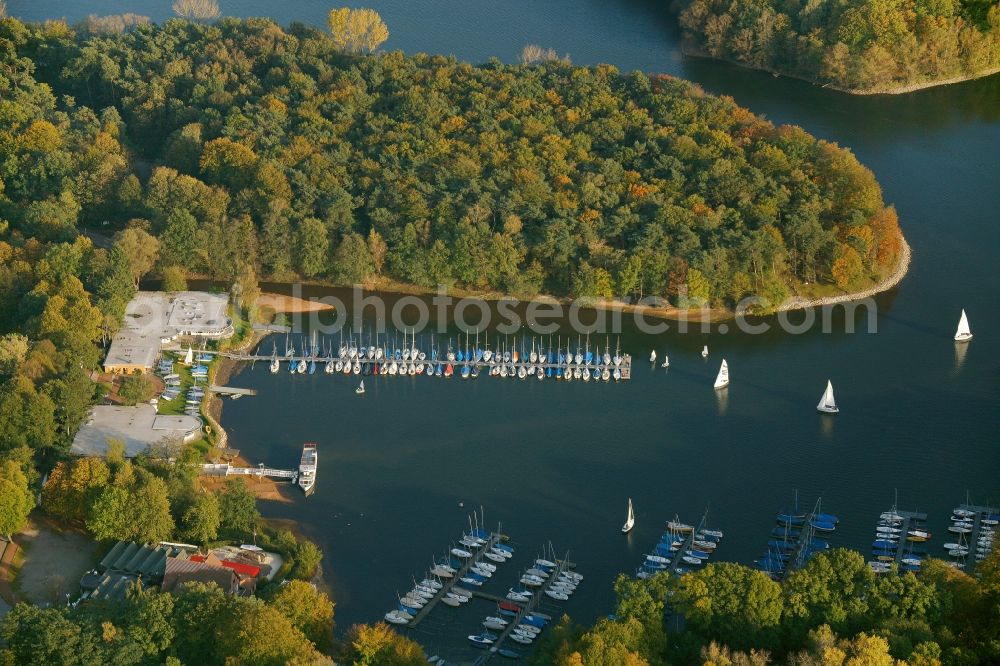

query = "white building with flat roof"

[104,291,233,374]
[71,404,203,457]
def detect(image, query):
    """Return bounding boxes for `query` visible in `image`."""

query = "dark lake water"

[16,0,1000,657]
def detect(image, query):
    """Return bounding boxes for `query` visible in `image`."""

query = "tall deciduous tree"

[172,0,221,21]
[327,7,389,54]
[42,457,111,523]
[344,622,426,665]
[298,217,330,278]
[181,492,220,546]
[114,227,159,288]
[218,478,259,537]
[0,460,34,539]
[266,580,335,650]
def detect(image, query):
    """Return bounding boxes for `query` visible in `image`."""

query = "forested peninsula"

[677,0,1000,94]
[1,16,904,313]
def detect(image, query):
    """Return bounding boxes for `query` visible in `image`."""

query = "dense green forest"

[677,0,1000,92]
[1,578,426,665]
[531,548,1000,665]
[0,15,902,312]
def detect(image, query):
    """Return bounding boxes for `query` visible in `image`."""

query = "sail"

[183,346,193,365]
[622,498,635,532]
[817,380,838,412]
[714,359,729,389]
[955,309,972,340]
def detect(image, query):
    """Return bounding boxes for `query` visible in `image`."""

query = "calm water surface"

[16,0,1000,655]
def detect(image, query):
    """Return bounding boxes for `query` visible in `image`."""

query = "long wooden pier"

[408,533,503,628]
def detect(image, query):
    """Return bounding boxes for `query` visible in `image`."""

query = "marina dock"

[407,532,504,628]
[954,503,997,568]
[223,330,634,382]
[207,385,258,398]
[485,554,576,661]
[781,500,832,581]
[892,510,927,567]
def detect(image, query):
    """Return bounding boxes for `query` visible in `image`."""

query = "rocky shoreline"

[776,238,911,312]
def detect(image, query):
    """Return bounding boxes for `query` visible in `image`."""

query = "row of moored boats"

[755,505,838,580]
[269,332,632,382]
[384,526,508,627]
[634,514,724,579]
[868,509,931,574]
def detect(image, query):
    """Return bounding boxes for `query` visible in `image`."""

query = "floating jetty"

[484,547,579,660]
[867,505,929,574]
[384,511,513,629]
[755,496,837,581]
[944,502,997,571]
[224,331,633,382]
[636,510,723,579]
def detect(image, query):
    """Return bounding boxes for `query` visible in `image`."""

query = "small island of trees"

[677,0,1000,93]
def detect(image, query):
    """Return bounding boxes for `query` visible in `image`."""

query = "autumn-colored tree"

[172,0,220,21]
[161,265,188,292]
[367,228,388,275]
[114,226,160,288]
[215,599,325,665]
[0,333,29,375]
[343,622,425,665]
[0,460,34,539]
[266,580,335,650]
[327,8,390,54]
[831,245,864,289]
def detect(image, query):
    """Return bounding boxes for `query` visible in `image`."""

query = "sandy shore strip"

[258,292,336,315]
[197,454,296,504]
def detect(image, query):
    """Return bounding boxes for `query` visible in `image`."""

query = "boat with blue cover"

[777,514,805,526]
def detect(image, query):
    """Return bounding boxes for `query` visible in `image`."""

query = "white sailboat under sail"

[713,359,729,389]
[356,379,365,395]
[817,379,839,413]
[701,345,709,358]
[622,498,635,533]
[954,309,973,342]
